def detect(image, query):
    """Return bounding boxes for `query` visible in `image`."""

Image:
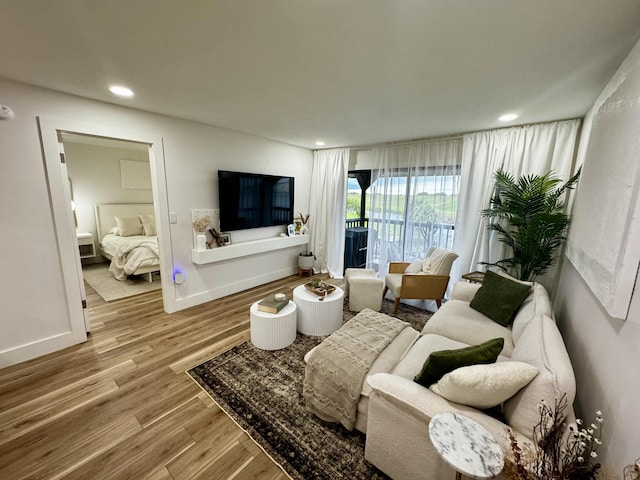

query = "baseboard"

[0,331,85,368]
[173,266,298,311]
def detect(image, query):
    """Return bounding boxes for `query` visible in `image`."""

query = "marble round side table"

[428,412,504,480]
[293,284,344,336]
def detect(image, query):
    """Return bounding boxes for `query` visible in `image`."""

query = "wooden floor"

[0,274,342,480]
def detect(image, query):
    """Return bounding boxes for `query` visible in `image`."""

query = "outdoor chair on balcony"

[383,246,458,314]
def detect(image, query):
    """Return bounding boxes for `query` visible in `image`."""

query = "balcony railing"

[345,217,455,261]
[345,217,369,229]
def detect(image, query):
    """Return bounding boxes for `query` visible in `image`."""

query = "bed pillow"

[414,337,504,387]
[115,216,143,237]
[470,270,531,326]
[429,361,539,409]
[139,214,156,236]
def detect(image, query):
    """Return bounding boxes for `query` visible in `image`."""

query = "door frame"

[38,115,174,343]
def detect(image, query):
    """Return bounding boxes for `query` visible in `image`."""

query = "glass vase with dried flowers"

[504,393,603,480]
[192,215,211,251]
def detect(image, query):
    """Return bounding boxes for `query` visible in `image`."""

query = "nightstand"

[77,232,96,259]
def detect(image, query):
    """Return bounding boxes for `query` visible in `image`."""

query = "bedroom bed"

[95,203,160,282]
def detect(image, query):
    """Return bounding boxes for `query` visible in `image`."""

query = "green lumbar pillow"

[469,270,531,326]
[414,337,504,387]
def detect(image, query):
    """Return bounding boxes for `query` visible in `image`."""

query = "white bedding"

[102,234,160,280]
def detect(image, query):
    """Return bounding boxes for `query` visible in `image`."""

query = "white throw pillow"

[429,361,539,409]
[114,216,143,237]
[139,214,156,236]
[405,259,423,274]
[421,257,433,273]
[425,247,456,274]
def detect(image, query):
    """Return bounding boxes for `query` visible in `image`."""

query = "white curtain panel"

[452,119,581,284]
[366,138,463,276]
[308,148,350,278]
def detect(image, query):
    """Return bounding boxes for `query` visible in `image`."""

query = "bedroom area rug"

[187,300,431,480]
[82,263,161,302]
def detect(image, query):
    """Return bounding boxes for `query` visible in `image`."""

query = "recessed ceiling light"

[109,85,134,97]
[499,113,518,122]
[315,140,326,146]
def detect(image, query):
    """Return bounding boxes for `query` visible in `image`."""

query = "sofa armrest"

[367,372,476,419]
[450,281,482,302]
[365,373,535,480]
[368,372,537,449]
[388,262,410,274]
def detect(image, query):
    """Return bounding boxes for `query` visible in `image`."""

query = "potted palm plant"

[481,168,581,281]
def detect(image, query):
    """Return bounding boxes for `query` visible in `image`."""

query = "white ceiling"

[2,1,640,149]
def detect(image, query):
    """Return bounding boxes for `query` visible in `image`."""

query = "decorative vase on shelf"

[196,233,207,251]
[300,225,309,235]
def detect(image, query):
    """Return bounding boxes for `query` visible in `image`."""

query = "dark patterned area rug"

[188,299,432,480]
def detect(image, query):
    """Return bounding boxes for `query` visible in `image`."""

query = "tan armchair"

[383,247,458,314]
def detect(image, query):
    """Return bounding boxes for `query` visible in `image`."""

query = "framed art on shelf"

[220,233,231,245]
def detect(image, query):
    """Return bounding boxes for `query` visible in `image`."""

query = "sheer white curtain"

[452,119,581,283]
[366,138,463,276]
[308,148,350,278]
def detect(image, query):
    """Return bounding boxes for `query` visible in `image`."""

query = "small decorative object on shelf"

[503,393,603,480]
[298,212,310,235]
[257,294,289,314]
[192,212,212,252]
[207,227,226,248]
[623,458,640,480]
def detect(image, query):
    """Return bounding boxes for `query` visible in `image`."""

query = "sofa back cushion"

[511,283,552,344]
[503,315,576,439]
[422,299,515,356]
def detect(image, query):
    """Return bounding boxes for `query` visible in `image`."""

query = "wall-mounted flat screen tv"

[218,170,295,231]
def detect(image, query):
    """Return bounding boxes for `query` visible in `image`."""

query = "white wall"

[0,79,312,366]
[553,38,640,474]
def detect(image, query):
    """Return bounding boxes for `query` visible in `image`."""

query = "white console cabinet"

[192,235,309,264]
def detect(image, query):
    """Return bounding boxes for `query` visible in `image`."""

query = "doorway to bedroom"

[61,134,162,305]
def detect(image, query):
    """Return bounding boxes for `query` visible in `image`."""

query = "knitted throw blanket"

[302,309,409,431]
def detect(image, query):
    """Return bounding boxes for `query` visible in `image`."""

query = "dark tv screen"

[218,170,295,231]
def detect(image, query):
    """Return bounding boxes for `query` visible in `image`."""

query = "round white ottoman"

[293,284,344,336]
[250,301,297,350]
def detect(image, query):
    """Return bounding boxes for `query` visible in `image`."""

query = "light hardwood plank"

[0,274,341,480]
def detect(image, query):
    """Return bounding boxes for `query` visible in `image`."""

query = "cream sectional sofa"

[361,280,577,480]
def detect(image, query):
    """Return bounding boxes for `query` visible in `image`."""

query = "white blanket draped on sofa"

[302,309,409,431]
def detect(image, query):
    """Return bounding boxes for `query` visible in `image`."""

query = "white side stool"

[293,285,344,336]
[250,301,297,350]
[345,268,384,312]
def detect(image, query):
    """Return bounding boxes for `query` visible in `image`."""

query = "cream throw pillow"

[115,216,143,237]
[429,361,539,409]
[405,259,423,274]
[139,214,156,236]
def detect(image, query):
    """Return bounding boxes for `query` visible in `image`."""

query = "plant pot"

[298,254,314,270]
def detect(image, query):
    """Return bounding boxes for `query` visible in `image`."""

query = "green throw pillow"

[469,270,531,326]
[414,337,504,387]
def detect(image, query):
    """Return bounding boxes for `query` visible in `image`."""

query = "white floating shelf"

[192,235,309,264]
